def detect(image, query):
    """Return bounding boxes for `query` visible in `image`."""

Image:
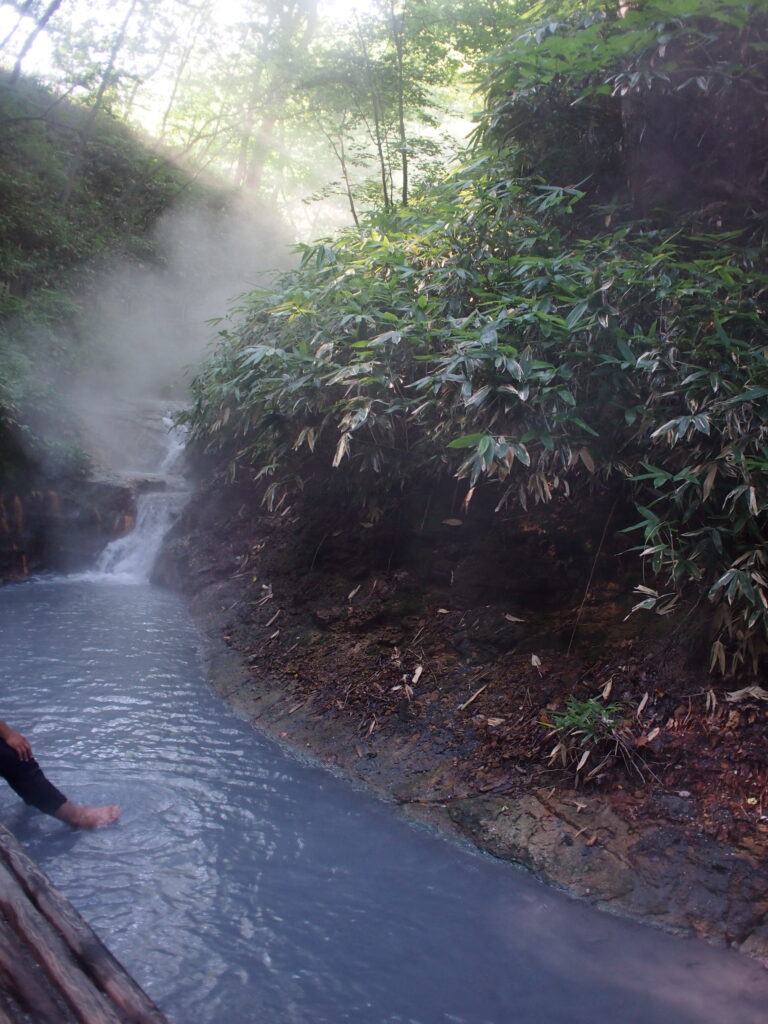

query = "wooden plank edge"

[0,824,171,1024]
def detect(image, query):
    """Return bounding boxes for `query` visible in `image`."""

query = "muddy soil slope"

[156,480,768,963]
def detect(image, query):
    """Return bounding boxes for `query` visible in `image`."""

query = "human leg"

[0,738,119,827]
[0,737,67,814]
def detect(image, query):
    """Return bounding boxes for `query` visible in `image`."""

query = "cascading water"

[94,490,186,580]
[92,415,187,583]
[157,413,186,476]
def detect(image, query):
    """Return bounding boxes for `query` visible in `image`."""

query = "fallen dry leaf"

[576,749,590,771]
[726,686,768,703]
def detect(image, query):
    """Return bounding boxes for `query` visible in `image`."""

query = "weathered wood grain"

[0,824,172,1024]
[0,825,168,1024]
[0,924,71,1021]
[0,857,124,1024]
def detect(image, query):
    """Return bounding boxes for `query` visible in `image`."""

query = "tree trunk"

[59,0,142,207]
[356,18,390,211]
[326,128,360,229]
[0,0,36,53]
[243,113,277,191]
[388,0,408,206]
[9,0,64,85]
[159,3,208,139]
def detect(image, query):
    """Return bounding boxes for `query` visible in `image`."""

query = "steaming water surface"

[1,578,767,1024]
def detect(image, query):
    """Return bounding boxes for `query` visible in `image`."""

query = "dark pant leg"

[0,738,67,815]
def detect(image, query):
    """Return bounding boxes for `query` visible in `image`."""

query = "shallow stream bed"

[0,577,766,1024]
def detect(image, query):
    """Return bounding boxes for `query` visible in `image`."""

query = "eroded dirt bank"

[156,481,768,963]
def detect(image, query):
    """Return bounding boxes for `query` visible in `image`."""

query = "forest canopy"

[0,0,526,231]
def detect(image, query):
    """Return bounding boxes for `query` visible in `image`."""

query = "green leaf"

[466,385,492,407]
[572,417,599,437]
[512,442,531,466]
[616,338,635,364]
[447,433,487,449]
[723,386,768,406]
[566,300,589,330]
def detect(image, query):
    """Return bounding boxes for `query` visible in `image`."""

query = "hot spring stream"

[0,489,767,1022]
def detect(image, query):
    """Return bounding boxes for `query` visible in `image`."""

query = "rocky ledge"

[0,476,135,580]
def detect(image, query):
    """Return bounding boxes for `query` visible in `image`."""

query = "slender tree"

[9,0,66,83]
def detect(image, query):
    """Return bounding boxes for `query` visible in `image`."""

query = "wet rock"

[0,477,134,579]
[448,792,637,901]
[739,920,768,963]
[448,790,768,961]
[655,793,696,822]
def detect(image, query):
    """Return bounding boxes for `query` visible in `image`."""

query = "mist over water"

[69,195,291,475]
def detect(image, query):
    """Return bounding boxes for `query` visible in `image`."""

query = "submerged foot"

[55,802,121,828]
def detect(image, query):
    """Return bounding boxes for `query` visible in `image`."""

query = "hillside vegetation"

[0,70,214,482]
[183,0,768,676]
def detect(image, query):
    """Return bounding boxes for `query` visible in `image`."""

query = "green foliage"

[548,696,626,744]
[183,144,768,674]
[0,71,198,291]
[0,71,212,477]
[477,0,768,224]
[178,0,768,675]
[545,696,634,780]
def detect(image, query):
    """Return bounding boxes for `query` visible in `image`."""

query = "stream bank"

[156,480,768,965]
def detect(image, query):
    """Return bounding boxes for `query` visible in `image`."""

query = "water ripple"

[0,578,767,1024]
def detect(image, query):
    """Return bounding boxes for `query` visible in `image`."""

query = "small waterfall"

[91,418,188,584]
[158,413,186,476]
[95,490,186,581]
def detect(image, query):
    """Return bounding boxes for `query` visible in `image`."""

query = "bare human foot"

[54,801,121,828]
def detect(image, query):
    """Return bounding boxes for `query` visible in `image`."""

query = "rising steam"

[70,195,290,476]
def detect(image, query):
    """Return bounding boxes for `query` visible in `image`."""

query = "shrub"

[183,0,768,675]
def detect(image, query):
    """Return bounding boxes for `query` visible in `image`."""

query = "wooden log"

[0,985,20,1024]
[0,825,169,1024]
[0,858,124,1024]
[0,924,71,1022]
